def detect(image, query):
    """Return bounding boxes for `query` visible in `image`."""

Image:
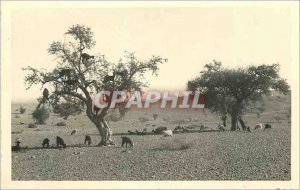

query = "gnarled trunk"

[230,100,242,131]
[86,103,115,146]
[96,119,115,146]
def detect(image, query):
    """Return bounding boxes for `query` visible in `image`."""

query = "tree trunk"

[96,119,115,146]
[231,113,237,131]
[231,100,242,131]
[238,117,247,131]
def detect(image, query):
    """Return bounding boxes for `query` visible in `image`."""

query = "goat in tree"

[81,53,94,63]
[103,73,115,83]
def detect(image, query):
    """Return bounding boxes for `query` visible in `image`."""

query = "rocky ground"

[11,95,291,180]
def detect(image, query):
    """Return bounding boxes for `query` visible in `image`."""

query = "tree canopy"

[187,60,290,130]
[23,24,167,145]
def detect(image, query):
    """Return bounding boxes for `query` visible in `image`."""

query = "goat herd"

[12,123,272,152]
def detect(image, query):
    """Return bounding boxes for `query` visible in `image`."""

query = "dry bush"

[28,123,37,128]
[32,107,50,124]
[162,117,170,122]
[185,124,199,130]
[56,121,66,126]
[153,113,159,121]
[153,138,193,151]
[200,124,205,131]
[19,106,26,114]
[274,115,284,121]
[139,117,150,122]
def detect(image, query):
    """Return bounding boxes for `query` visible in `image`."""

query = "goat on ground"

[42,138,50,148]
[162,130,173,138]
[264,124,272,130]
[84,135,92,145]
[121,136,134,148]
[218,124,226,131]
[56,136,66,148]
[255,123,263,130]
[12,139,21,151]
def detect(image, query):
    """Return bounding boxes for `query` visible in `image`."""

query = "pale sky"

[5,2,298,102]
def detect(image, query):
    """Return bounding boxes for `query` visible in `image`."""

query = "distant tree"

[19,106,26,114]
[23,25,166,146]
[187,60,290,130]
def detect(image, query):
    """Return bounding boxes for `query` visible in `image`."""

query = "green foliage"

[32,107,50,124]
[153,138,193,151]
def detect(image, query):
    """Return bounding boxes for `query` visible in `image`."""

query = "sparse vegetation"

[19,106,26,114]
[153,138,193,151]
[56,121,66,126]
[32,107,50,124]
[153,113,159,121]
[11,98,291,180]
[139,117,150,122]
[28,123,37,128]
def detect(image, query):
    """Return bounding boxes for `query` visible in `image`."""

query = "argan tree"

[187,60,290,130]
[23,25,166,146]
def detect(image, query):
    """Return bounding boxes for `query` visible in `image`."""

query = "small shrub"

[28,123,37,128]
[185,124,199,130]
[56,121,66,126]
[19,106,26,114]
[139,117,150,122]
[256,112,261,118]
[32,107,50,124]
[153,113,159,121]
[153,138,193,151]
[15,114,20,118]
[274,115,283,121]
[12,130,23,134]
[200,124,205,131]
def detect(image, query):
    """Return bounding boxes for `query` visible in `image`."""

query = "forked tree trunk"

[96,119,115,146]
